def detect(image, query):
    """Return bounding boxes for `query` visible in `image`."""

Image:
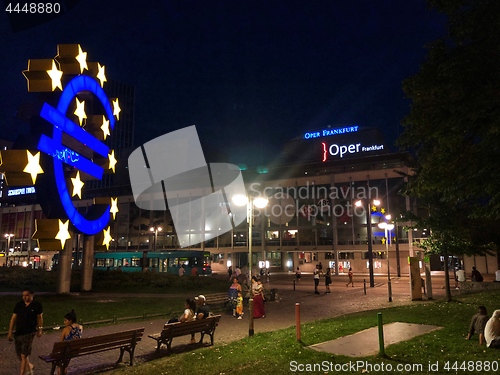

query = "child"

[236,291,244,319]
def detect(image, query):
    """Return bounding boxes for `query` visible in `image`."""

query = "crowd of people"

[6,266,499,375]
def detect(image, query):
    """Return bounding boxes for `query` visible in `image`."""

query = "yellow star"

[371,205,378,212]
[108,150,117,173]
[380,208,386,214]
[23,150,44,184]
[100,116,110,140]
[71,171,84,199]
[74,98,87,125]
[76,45,88,73]
[110,197,119,220]
[46,61,63,91]
[96,63,107,87]
[112,98,121,120]
[55,220,71,249]
[102,226,112,250]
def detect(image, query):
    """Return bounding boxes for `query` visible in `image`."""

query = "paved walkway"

[310,322,443,357]
[0,273,491,375]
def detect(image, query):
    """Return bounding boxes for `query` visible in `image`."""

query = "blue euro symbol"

[37,75,115,235]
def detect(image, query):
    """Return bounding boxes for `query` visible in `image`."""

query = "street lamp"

[232,193,268,337]
[149,226,162,251]
[355,199,380,287]
[378,217,394,302]
[4,234,14,266]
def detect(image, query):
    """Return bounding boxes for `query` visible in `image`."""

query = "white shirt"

[485,310,500,347]
[456,269,466,282]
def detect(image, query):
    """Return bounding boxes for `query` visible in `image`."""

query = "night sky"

[1,0,445,167]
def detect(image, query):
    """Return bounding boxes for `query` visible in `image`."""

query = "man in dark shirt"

[8,288,43,375]
[471,267,484,282]
[190,294,210,344]
[466,305,488,345]
[195,294,210,319]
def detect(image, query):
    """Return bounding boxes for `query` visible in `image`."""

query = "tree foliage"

[398,0,500,258]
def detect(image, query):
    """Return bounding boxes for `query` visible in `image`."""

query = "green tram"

[93,250,212,275]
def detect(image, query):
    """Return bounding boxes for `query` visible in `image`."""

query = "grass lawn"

[0,294,188,332]
[0,267,230,332]
[106,290,500,375]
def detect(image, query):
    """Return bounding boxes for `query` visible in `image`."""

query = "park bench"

[39,327,145,375]
[205,292,230,309]
[148,314,221,354]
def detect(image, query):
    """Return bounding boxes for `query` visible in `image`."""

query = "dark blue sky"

[1,0,446,167]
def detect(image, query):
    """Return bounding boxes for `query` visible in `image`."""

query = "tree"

[398,0,500,298]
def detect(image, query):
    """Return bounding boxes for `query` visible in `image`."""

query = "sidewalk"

[0,274,484,375]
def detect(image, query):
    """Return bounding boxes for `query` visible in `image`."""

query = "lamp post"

[355,199,379,287]
[232,193,268,337]
[4,234,14,266]
[378,218,394,302]
[149,226,162,251]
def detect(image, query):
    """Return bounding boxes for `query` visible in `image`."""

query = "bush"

[0,267,229,293]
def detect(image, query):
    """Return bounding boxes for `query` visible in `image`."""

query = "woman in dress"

[252,276,266,318]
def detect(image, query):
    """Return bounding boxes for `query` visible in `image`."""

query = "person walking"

[325,267,332,294]
[313,264,320,294]
[7,288,43,375]
[346,267,354,287]
[295,267,301,284]
[178,264,185,276]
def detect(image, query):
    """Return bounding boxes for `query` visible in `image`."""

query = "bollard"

[377,312,385,357]
[364,279,366,295]
[295,303,301,341]
[293,279,296,291]
[388,280,392,302]
[249,298,254,337]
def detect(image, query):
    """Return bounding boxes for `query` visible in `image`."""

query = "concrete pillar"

[81,235,95,292]
[56,236,73,294]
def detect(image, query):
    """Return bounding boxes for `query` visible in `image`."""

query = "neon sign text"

[304,125,359,140]
[8,187,36,196]
[322,142,384,161]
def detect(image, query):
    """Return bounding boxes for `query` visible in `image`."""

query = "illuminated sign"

[322,142,384,162]
[304,125,359,140]
[7,186,36,196]
[37,75,113,235]
[22,44,120,237]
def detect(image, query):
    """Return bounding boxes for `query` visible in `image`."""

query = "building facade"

[1,125,498,276]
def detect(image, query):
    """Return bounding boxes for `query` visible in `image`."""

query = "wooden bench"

[148,315,221,354]
[39,328,145,375]
[205,292,230,308]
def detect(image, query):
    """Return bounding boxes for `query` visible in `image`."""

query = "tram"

[94,250,212,275]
